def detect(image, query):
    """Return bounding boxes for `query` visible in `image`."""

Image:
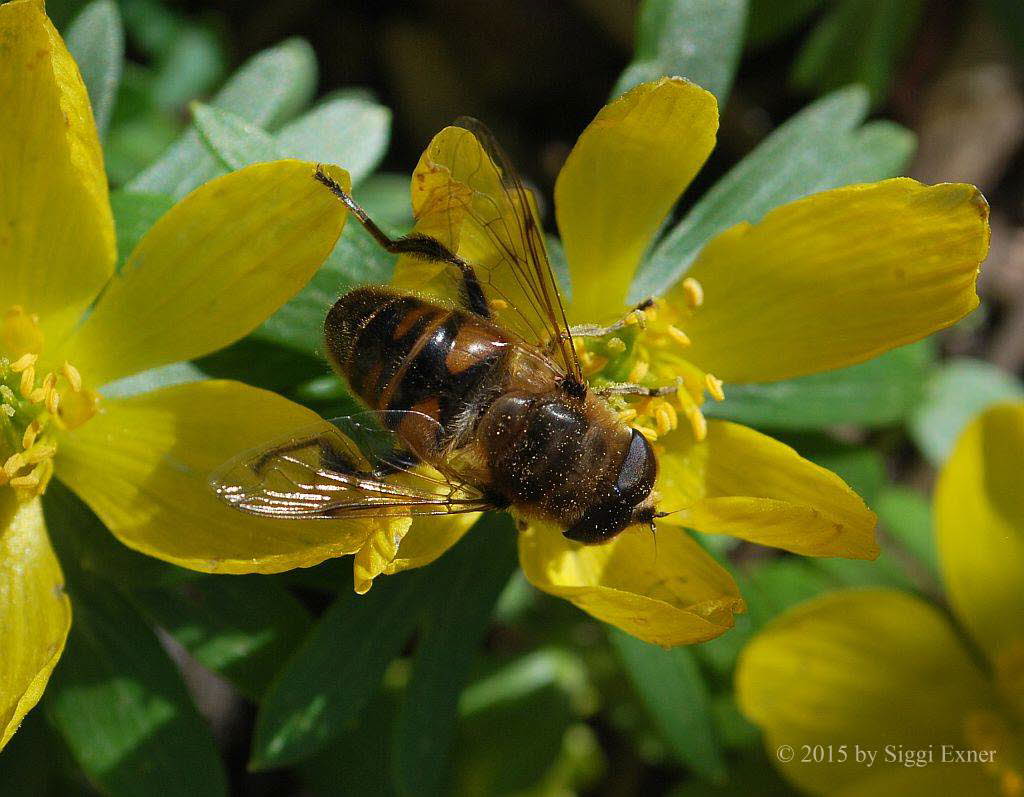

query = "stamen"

[19,366,35,398]
[3,452,25,477]
[681,277,704,309]
[633,424,659,442]
[627,360,649,383]
[606,337,626,354]
[1,404,13,418]
[9,352,37,373]
[488,298,508,311]
[22,419,40,450]
[62,362,83,392]
[705,373,725,401]
[23,443,56,465]
[687,407,708,442]
[616,408,638,422]
[44,385,60,415]
[667,324,691,347]
[0,385,15,404]
[653,400,678,435]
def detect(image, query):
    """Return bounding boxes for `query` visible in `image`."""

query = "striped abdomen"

[324,287,511,448]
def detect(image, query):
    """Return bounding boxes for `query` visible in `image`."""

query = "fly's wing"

[210,412,495,519]
[391,118,583,383]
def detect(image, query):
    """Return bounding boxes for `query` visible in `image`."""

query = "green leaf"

[704,341,934,430]
[126,38,317,198]
[746,0,826,47]
[118,0,182,59]
[792,0,923,106]
[630,85,915,300]
[875,485,937,581]
[453,649,594,796]
[151,27,226,111]
[278,94,392,184]
[65,0,124,139]
[613,0,748,105]
[195,337,326,394]
[610,630,726,783]
[254,222,397,355]
[252,568,429,769]
[131,576,311,700]
[391,516,518,796]
[356,172,415,228]
[43,533,227,796]
[0,709,84,795]
[191,102,284,170]
[909,357,1024,466]
[110,190,175,271]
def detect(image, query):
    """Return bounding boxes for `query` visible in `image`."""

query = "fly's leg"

[593,381,679,399]
[544,299,655,355]
[313,166,490,318]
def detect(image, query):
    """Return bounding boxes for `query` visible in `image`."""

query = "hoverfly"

[212,118,670,543]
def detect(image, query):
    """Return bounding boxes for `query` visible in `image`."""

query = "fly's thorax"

[478,389,657,541]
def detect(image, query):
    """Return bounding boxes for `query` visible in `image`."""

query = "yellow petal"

[680,179,989,383]
[736,588,996,796]
[657,420,878,559]
[54,380,379,573]
[936,402,1024,666]
[62,161,350,387]
[518,521,743,647]
[0,494,72,750]
[555,77,718,322]
[0,0,115,346]
[353,512,479,594]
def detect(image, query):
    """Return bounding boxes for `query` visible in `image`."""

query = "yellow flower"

[345,77,990,648]
[736,402,1024,796]
[0,0,374,750]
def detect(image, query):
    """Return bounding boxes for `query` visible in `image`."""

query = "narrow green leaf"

[151,26,226,111]
[252,569,429,769]
[43,527,227,797]
[875,485,937,581]
[278,94,392,184]
[126,38,317,198]
[110,190,175,271]
[65,0,124,138]
[191,102,284,171]
[792,0,923,106]
[909,357,1024,465]
[195,337,326,394]
[610,630,726,783]
[254,223,397,355]
[391,516,519,797]
[746,0,826,47]
[613,0,748,105]
[704,341,934,430]
[132,576,311,700]
[118,0,182,59]
[453,650,593,796]
[630,85,915,300]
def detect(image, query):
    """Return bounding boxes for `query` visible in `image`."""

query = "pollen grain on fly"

[0,306,98,501]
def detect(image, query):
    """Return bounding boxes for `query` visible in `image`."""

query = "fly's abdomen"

[325,287,510,443]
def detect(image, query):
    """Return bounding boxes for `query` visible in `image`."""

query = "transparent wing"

[391,118,583,382]
[210,412,495,519]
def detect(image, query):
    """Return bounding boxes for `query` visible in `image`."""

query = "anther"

[19,366,35,398]
[687,407,708,442]
[62,362,83,392]
[0,385,15,404]
[616,408,638,422]
[44,386,60,415]
[488,299,508,311]
[606,337,626,354]
[627,360,649,383]
[23,443,56,465]
[633,424,659,442]
[667,325,691,347]
[681,277,704,309]
[9,353,37,373]
[22,420,40,450]
[705,373,725,401]
[3,452,25,477]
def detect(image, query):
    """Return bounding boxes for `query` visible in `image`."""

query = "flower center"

[581,278,723,443]
[0,306,98,503]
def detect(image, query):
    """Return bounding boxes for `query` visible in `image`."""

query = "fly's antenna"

[648,517,659,565]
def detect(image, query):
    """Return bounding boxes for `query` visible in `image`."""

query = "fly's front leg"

[544,299,655,355]
[593,381,679,399]
[313,165,490,318]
